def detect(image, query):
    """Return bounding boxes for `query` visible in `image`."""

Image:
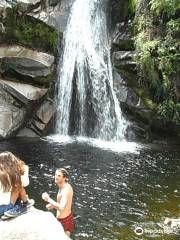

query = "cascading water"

[56,0,127,141]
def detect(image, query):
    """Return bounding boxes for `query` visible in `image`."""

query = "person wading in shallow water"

[42,168,74,237]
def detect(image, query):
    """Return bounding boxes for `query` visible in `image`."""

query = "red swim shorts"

[57,213,75,233]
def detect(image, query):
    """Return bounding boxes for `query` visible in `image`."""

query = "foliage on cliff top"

[132,0,180,124]
[0,4,58,55]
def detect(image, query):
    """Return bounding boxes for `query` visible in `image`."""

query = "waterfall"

[56,0,127,141]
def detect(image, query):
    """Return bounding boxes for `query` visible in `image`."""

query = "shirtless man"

[42,168,74,237]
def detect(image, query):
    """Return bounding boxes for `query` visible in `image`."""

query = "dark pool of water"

[0,138,180,240]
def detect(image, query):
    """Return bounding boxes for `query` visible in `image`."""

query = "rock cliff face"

[111,0,180,140]
[0,0,57,138]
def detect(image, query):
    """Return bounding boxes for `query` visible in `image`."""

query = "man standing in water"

[42,168,74,237]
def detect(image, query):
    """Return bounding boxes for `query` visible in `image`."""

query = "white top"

[0,165,29,205]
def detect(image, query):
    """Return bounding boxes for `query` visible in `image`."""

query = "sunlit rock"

[36,100,55,123]
[0,207,71,240]
[0,0,41,9]
[0,0,11,8]
[29,0,74,31]
[0,79,49,138]
[0,79,48,102]
[0,86,26,138]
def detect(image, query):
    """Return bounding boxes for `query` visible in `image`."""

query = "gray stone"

[0,102,25,138]
[36,100,55,124]
[0,0,11,8]
[0,207,71,240]
[113,70,128,103]
[113,51,137,62]
[29,0,74,32]
[0,45,54,78]
[27,100,55,134]
[17,128,39,137]
[112,22,134,51]
[33,120,46,131]
[0,0,41,9]
[0,79,48,101]
[0,84,26,139]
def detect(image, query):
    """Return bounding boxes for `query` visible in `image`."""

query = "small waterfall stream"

[56,0,127,141]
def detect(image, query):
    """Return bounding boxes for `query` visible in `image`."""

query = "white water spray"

[56,0,127,141]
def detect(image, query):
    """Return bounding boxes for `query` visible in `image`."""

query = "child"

[0,151,34,218]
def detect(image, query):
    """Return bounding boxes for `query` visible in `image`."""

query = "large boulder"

[23,99,56,136]
[0,207,71,240]
[0,79,52,138]
[29,0,74,32]
[0,45,54,83]
[0,82,26,138]
[0,103,25,138]
[0,79,48,103]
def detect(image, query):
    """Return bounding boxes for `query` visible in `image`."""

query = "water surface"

[0,138,179,240]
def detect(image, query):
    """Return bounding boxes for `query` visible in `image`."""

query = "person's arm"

[42,192,68,211]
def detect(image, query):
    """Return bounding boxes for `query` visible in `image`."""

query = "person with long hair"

[0,151,34,218]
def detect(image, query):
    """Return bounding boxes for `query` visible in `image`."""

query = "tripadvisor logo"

[134,226,144,236]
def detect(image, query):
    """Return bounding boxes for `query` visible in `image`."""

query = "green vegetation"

[158,100,180,123]
[131,0,180,124]
[0,4,58,54]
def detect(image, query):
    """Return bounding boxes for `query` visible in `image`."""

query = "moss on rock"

[132,0,180,125]
[0,4,58,55]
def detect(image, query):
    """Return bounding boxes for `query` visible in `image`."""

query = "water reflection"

[0,138,179,239]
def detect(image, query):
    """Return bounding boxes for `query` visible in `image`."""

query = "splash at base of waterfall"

[46,135,140,154]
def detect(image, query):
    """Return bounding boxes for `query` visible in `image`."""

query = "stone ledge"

[0,207,71,240]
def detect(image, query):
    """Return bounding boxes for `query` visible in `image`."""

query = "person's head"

[55,168,69,185]
[0,151,25,191]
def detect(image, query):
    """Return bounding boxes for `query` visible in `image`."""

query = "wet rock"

[112,50,137,86]
[0,207,71,240]
[111,0,130,25]
[17,128,39,137]
[113,51,137,62]
[112,22,134,51]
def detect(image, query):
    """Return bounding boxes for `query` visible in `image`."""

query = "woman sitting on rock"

[0,151,34,219]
